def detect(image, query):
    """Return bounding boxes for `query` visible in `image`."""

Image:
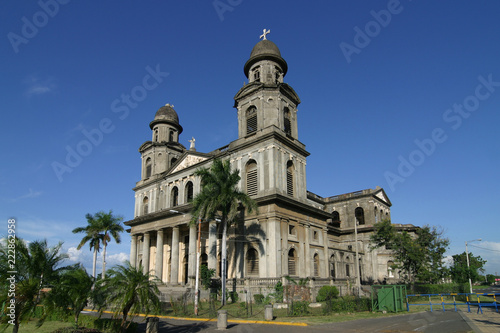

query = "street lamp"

[465,238,481,294]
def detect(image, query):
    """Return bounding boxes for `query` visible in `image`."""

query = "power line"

[469,244,500,253]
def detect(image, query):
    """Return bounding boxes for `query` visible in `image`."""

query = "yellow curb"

[82,308,308,326]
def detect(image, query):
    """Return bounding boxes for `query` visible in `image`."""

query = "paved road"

[134,311,474,333]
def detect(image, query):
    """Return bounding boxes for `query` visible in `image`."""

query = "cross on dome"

[260,29,270,40]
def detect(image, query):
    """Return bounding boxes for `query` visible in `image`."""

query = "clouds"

[66,246,129,274]
[10,188,42,202]
[24,75,57,97]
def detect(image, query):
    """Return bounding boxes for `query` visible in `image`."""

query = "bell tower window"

[284,107,291,136]
[246,160,258,196]
[286,161,294,196]
[246,107,257,135]
[253,69,260,82]
[145,158,152,178]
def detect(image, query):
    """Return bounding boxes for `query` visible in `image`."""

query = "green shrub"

[291,301,310,316]
[254,294,265,304]
[274,281,284,303]
[316,286,339,302]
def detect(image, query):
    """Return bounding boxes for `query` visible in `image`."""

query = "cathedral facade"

[124,36,415,295]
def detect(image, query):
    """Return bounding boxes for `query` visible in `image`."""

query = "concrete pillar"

[130,234,137,268]
[155,229,164,281]
[267,217,281,277]
[188,224,196,284]
[208,221,217,270]
[142,232,150,274]
[170,226,179,284]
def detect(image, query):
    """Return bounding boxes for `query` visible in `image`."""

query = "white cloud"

[24,76,57,97]
[10,188,42,202]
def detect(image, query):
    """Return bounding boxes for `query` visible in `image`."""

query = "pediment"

[374,188,391,206]
[170,154,208,173]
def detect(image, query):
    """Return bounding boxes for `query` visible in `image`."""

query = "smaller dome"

[244,39,288,78]
[149,103,183,134]
[154,103,179,124]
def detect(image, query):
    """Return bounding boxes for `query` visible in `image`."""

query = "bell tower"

[139,104,185,180]
[234,31,301,140]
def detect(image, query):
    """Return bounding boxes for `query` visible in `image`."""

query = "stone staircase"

[157,284,192,303]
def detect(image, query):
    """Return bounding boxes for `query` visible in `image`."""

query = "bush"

[316,286,339,302]
[291,301,310,316]
[254,294,265,304]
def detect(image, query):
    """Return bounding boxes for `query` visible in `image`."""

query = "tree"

[99,262,160,333]
[450,252,486,284]
[73,214,105,279]
[45,265,94,328]
[0,238,68,333]
[73,210,123,279]
[97,210,124,279]
[370,220,449,286]
[191,158,257,305]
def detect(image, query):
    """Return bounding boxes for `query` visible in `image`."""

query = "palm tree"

[45,265,94,328]
[0,238,68,333]
[99,262,161,333]
[96,210,124,279]
[191,158,257,305]
[73,213,105,279]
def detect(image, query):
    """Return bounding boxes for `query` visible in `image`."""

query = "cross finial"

[260,29,270,40]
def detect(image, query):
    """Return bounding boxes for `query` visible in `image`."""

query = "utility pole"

[194,217,202,316]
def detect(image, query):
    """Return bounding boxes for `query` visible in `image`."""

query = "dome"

[244,39,288,78]
[149,103,183,133]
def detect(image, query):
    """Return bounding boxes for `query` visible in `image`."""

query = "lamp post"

[465,238,481,294]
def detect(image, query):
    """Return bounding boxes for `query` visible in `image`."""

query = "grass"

[3,320,70,333]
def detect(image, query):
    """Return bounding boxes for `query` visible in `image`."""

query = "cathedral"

[124,33,416,296]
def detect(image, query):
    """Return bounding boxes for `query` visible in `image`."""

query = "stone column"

[170,226,179,284]
[208,221,217,270]
[142,232,150,274]
[188,224,196,285]
[130,234,138,268]
[304,224,311,277]
[323,227,329,278]
[155,229,164,281]
[267,217,281,277]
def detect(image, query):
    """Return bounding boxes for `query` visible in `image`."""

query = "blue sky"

[1,1,499,276]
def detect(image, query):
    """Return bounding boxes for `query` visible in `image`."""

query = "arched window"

[253,68,260,82]
[283,107,291,136]
[145,158,152,178]
[286,161,294,196]
[355,207,365,225]
[171,187,179,207]
[288,248,297,276]
[246,248,259,276]
[143,196,149,215]
[185,181,194,203]
[246,160,258,196]
[246,106,257,135]
[330,254,336,278]
[387,261,394,278]
[313,253,320,277]
[332,211,340,222]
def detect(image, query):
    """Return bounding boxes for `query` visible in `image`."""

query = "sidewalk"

[459,307,500,333]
